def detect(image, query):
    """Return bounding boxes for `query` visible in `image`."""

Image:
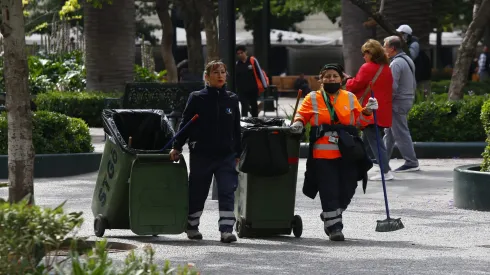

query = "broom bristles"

[375,218,405,232]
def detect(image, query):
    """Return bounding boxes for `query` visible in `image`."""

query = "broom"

[160,114,199,152]
[290,89,303,126]
[369,86,404,232]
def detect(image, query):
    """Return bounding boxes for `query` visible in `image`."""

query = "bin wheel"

[292,215,303,238]
[236,217,248,238]
[94,215,107,237]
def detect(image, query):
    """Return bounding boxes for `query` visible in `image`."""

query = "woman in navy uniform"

[170,60,242,243]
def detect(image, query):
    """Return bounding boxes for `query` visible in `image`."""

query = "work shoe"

[186,230,203,240]
[370,171,394,181]
[329,229,345,241]
[394,165,420,173]
[220,232,237,243]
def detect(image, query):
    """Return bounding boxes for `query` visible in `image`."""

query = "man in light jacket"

[382,35,420,173]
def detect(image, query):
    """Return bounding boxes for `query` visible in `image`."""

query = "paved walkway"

[2,155,489,274]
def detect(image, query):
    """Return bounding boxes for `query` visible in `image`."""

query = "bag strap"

[359,64,384,104]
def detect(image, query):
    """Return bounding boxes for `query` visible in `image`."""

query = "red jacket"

[346,62,393,128]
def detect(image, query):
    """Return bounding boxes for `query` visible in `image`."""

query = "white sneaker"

[370,171,394,181]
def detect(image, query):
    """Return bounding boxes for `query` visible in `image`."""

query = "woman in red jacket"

[345,39,394,181]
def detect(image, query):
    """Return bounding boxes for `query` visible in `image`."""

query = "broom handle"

[160,114,199,152]
[370,85,391,219]
[290,89,302,126]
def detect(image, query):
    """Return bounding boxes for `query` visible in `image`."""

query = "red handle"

[191,114,199,121]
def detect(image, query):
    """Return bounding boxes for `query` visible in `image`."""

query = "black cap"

[320,63,345,76]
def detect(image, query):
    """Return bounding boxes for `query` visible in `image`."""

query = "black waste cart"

[235,117,303,238]
[91,109,189,237]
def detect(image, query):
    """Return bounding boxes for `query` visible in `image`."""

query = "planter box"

[0,153,102,179]
[453,164,490,211]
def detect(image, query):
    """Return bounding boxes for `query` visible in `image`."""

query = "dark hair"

[236,45,247,53]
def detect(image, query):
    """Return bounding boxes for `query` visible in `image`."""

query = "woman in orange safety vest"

[290,63,378,241]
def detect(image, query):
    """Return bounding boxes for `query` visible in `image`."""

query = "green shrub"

[408,96,487,142]
[0,199,84,274]
[34,91,123,127]
[0,51,86,95]
[481,99,490,172]
[430,80,490,96]
[135,64,168,82]
[0,111,94,154]
[0,199,200,274]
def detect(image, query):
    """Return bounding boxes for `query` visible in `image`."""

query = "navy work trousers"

[187,153,238,233]
[315,158,358,232]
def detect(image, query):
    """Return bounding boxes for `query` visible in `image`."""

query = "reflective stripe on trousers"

[219,211,236,226]
[188,211,203,227]
[321,208,345,228]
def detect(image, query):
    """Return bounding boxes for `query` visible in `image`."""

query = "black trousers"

[314,158,358,232]
[239,91,258,117]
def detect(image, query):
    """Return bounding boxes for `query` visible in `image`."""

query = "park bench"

[271,75,321,94]
[121,82,202,128]
[102,82,202,141]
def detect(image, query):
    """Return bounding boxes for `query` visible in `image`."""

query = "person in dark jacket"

[235,45,268,117]
[170,60,242,243]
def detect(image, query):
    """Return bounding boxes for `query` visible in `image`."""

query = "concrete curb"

[453,164,490,211]
[299,141,487,159]
[0,153,102,178]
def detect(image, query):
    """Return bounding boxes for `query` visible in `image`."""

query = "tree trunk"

[156,0,178,83]
[436,28,443,69]
[180,0,204,76]
[341,0,373,75]
[448,0,490,100]
[197,0,219,62]
[0,0,35,204]
[84,0,135,92]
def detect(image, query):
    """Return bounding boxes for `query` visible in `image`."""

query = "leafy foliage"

[0,199,84,274]
[53,240,200,274]
[481,99,490,172]
[135,65,168,83]
[0,199,200,274]
[0,111,94,154]
[0,51,86,95]
[407,95,488,142]
[236,0,313,32]
[34,91,123,127]
[431,0,474,31]
[282,0,341,24]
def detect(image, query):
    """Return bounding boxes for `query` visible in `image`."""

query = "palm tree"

[84,0,136,92]
[341,0,374,75]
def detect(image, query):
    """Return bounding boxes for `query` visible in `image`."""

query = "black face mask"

[323,83,341,94]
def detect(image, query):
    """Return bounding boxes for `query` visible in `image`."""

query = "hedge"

[0,111,94,154]
[481,99,490,172]
[408,95,487,142]
[34,91,123,127]
[430,80,490,96]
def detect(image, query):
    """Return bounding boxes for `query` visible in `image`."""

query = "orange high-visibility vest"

[294,89,374,159]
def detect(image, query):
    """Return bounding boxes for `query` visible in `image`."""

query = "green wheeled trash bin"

[91,109,189,237]
[234,118,303,238]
